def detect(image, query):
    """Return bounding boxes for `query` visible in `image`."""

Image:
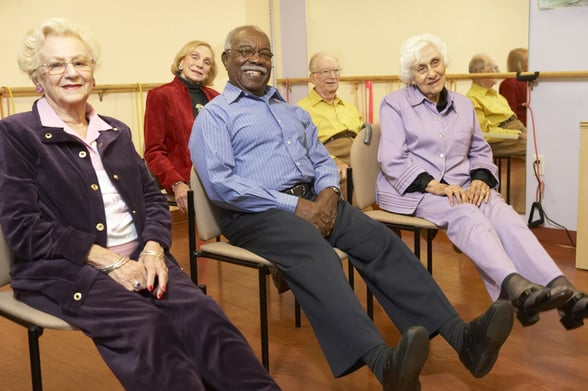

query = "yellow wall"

[0,0,529,150]
[303,0,529,121]
[0,0,271,150]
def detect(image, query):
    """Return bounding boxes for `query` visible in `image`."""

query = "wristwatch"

[171,180,185,191]
[327,186,341,196]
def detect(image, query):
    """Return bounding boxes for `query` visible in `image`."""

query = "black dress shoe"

[558,292,588,330]
[382,326,429,391]
[459,300,513,378]
[511,285,573,326]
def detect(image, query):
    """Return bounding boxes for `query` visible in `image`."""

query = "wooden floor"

[2,161,588,390]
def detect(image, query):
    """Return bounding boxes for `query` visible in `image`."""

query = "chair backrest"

[189,167,224,241]
[349,123,381,210]
[0,225,12,286]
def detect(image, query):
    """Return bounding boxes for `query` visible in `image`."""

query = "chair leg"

[295,299,301,328]
[27,325,44,391]
[413,228,421,259]
[426,229,435,275]
[366,288,374,320]
[347,259,355,289]
[258,265,270,370]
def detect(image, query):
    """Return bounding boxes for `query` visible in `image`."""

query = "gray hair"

[18,17,100,83]
[308,52,339,72]
[468,54,490,73]
[399,33,448,84]
[224,25,268,50]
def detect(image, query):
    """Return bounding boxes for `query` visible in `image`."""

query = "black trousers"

[222,200,457,377]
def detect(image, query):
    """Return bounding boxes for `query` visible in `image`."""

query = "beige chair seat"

[0,224,78,391]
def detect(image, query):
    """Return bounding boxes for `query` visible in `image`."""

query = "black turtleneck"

[177,75,209,117]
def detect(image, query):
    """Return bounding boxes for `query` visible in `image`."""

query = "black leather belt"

[499,115,516,127]
[280,183,311,197]
[324,130,357,144]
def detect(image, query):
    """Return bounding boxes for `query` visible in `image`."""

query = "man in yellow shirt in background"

[298,52,364,199]
[466,54,527,158]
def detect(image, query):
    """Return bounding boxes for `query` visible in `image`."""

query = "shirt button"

[113,127,119,131]
[440,153,444,158]
[79,151,87,158]
[113,174,119,180]
[439,133,444,138]
[96,223,105,231]
[73,292,82,301]
[44,133,53,139]
[91,184,99,191]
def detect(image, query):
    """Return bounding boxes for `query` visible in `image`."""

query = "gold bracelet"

[141,249,164,257]
[99,255,129,273]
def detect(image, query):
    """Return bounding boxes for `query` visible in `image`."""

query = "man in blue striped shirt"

[189,25,514,391]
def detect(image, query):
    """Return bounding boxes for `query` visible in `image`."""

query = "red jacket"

[499,78,527,126]
[144,76,219,191]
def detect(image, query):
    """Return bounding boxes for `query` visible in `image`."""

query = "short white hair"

[399,33,448,84]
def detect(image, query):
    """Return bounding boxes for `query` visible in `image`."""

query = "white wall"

[528,0,588,230]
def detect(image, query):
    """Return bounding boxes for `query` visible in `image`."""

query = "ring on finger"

[133,280,141,290]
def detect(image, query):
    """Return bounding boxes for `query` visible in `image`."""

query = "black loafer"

[382,326,429,391]
[512,285,573,326]
[559,292,588,330]
[459,300,513,378]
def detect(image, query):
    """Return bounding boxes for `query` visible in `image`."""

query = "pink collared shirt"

[37,98,138,256]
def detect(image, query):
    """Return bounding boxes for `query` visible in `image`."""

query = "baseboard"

[530,226,577,248]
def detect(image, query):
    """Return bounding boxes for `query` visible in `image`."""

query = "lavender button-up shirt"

[376,85,498,214]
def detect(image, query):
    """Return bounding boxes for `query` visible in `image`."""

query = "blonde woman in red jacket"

[144,40,220,212]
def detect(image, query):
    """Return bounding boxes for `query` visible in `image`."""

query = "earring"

[178,63,183,71]
[36,84,44,93]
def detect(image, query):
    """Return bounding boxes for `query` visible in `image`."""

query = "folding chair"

[349,123,440,274]
[186,167,347,370]
[0,224,79,391]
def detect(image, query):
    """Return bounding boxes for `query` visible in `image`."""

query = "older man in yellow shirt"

[297,52,364,193]
[466,54,527,157]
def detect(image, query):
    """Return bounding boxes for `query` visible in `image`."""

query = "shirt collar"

[406,85,455,114]
[223,82,286,104]
[307,88,342,106]
[469,82,497,97]
[37,97,113,144]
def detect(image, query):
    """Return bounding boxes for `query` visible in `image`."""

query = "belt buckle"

[291,184,306,197]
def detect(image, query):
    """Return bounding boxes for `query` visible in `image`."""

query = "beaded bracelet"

[99,255,129,273]
[141,249,164,257]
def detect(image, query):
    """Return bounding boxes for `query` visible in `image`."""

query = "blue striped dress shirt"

[189,82,339,214]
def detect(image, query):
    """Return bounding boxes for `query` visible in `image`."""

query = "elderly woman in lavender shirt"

[376,33,588,330]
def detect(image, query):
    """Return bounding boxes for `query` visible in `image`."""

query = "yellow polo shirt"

[297,88,363,144]
[466,83,521,141]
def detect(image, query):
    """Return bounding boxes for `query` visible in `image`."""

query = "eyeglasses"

[311,68,342,77]
[36,56,95,75]
[227,47,274,61]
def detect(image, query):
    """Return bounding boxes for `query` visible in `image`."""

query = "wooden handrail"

[277,70,588,86]
[0,82,163,99]
[2,70,586,99]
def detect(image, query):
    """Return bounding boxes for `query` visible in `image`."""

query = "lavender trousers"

[415,190,563,299]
